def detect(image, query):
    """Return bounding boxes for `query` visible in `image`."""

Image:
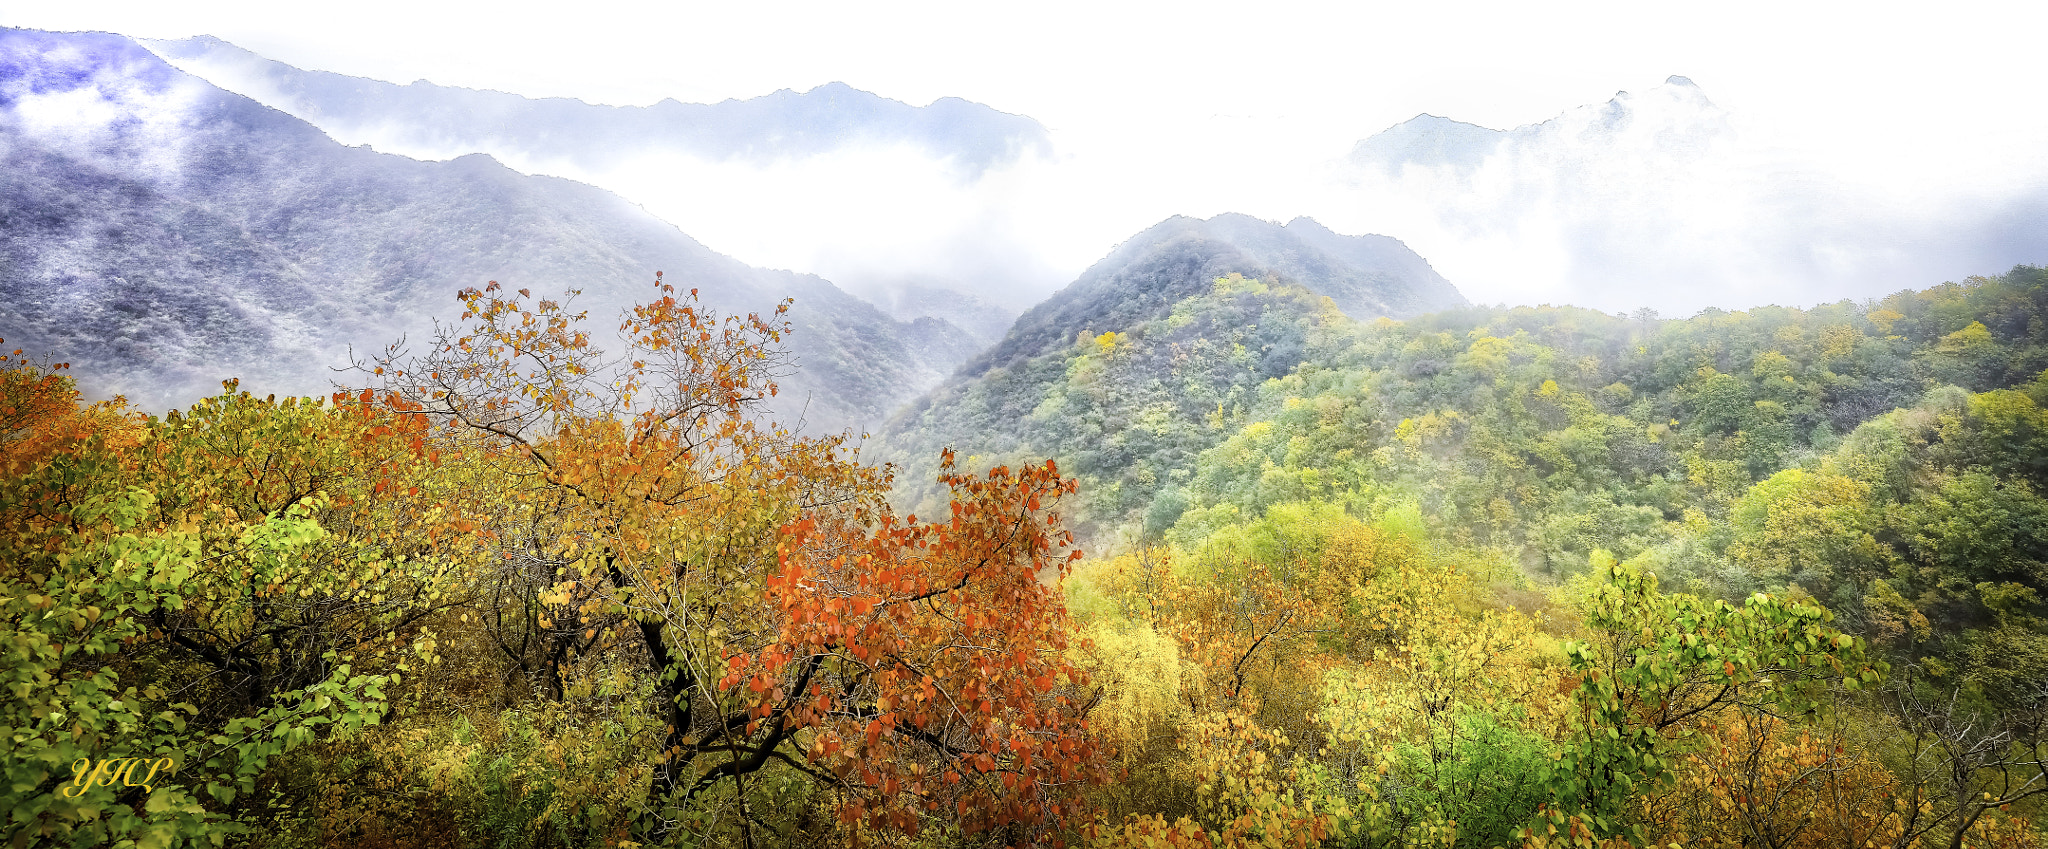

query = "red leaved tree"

[754,451,1107,842]
[360,276,1105,845]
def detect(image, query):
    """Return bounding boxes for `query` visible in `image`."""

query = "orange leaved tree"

[0,342,140,480]
[762,450,1107,843]
[360,276,1104,844]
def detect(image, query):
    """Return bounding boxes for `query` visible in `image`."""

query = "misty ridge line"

[140,34,1054,175]
[141,30,2048,321]
[6,24,2047,435]
[136,30,1082,320]
[0,26,1450,438]
[0,27,993,432]
[0,23,1480,446]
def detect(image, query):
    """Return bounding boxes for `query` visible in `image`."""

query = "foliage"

[1538,555,1881,841]
[14,263,2048,847]
[1,482,390,847]
[349,278,1104,845]
[882,273,1350,537]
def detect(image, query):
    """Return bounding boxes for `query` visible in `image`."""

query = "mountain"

[1348,113,1504,173]
[1348,75,1724,178]
[876,213,1463,538]
[0,27,979,431]
[1327,75,2048,315]
[962,213,1464,378]
[141,35,1052,176]
[860,281,1017,348]
[137,35,1057,330]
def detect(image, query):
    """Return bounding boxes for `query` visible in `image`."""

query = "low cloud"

[1316,78,2048,315]
[102,37,2048,319]
[2,32,206,181]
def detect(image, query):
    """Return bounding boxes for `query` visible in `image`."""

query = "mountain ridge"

[140,35,1052,174]
[962,212,1464,379]
[136,32,1049,337]
[0,26,979,432]
[1349,74,1724,176]
[875,212,1463,538]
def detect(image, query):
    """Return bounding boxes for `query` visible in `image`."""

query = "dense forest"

[9,265,2048,848]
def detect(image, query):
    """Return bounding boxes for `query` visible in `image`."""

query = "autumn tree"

[361,277,1105,844]
[0,343,130,474]
[759,452,1107,843]
[1640,710,1909,849]
[119,386,470,711]
[1536,555,1884,843]
[1,356,401,847]
[1869,666,2048,849]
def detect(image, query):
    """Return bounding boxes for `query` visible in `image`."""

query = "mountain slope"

[0,27,977,430]
[964,213,1464,378]
[138,34,1057,332]
[1348,113,1504,173]
[876,214,1463,539]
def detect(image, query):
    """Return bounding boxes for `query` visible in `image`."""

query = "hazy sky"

[9,0,2040,150]
[7,0,2047,314]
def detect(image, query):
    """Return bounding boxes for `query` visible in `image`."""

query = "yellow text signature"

[62,756,178,797]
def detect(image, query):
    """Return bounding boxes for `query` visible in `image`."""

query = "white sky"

[7,0,2048,313]
[13,1,2041,152]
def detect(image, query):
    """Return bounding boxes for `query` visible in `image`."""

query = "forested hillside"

[914,263,2048,848]
[882,212,1464,530]
[883,273,1353,536]
[11,4,2048,844]
[11,259,2048,848]
[887,263,2048,560]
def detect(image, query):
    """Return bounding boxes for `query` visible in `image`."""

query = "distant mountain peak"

[1348,114,1506,173]
[1282,215,1334,234]
[445,151,511,170]
[1350,75,1723,176]
[961,213,1463,377]
[137,34,1053,174]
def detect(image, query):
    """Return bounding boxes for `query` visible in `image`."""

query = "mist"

[134,38,2048,321]
[1309,78,2048,315]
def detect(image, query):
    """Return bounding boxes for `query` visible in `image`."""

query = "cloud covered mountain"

[1350,76,1725,178]
[962,212,1464,378]
[114,36,2048,325]
[141,35,1051,176]
[0,27,979,431]
[139,34,1058,330]
[1330,76,2048,315]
